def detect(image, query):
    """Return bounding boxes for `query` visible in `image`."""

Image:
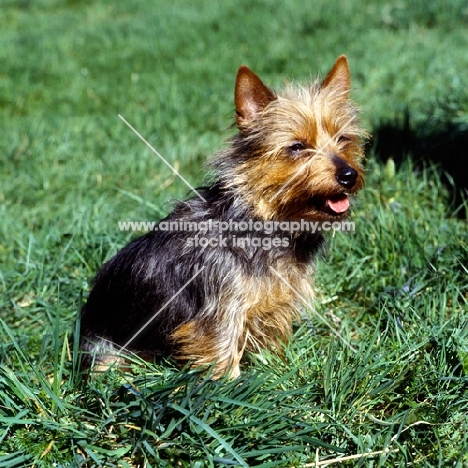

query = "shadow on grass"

[370,109,468,217]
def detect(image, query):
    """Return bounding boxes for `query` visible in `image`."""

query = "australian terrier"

[80,55,366,378]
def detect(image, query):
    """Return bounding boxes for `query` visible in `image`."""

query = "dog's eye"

[338,135,352,145]
[288,142,306,154]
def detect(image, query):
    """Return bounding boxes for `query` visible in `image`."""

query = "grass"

[1,0,467,466]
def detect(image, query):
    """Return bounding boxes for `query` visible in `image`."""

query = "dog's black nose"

[336,166,358,188]
[333,156,358,189]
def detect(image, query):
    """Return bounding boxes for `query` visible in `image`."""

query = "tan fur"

[172,259,313,377]
[225,80,366,221]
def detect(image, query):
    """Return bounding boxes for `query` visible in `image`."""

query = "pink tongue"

[326,196,350,214]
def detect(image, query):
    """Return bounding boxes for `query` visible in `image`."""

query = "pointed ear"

[234,66,276,128]
[321,55,351,98]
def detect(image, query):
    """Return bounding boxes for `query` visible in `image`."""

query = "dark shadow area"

[370,109,468,218]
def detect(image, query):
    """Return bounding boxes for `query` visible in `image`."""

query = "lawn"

[0,0,467,466]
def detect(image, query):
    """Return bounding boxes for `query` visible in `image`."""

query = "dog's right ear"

[234,66,276,128]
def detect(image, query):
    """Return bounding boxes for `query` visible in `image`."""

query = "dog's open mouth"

[310,194,350,216]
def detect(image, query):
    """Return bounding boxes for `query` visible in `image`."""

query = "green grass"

[1,0,467,466]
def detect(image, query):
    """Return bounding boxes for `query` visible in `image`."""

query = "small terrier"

[80,55,366,378]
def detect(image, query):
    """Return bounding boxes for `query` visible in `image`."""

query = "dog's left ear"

[321,55,351,98]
